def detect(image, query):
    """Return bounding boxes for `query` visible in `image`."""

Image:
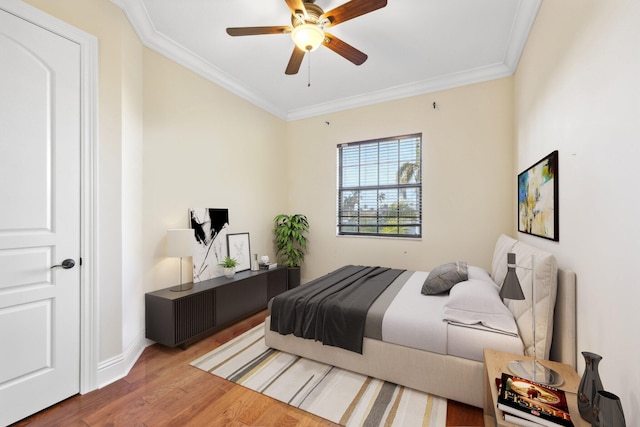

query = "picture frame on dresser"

[227,232,251,272]
[517,150,559,241]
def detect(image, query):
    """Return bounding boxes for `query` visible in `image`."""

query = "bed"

[265,235,576,408]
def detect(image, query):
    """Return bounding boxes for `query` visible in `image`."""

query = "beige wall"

[286,78,515,282]
[120,15,145,351]
[142,49,288,292]
[515,0,640,420]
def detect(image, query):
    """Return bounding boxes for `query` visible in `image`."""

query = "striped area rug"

[191,323,447,427]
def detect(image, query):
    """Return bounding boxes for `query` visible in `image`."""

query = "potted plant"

[273,213,309,288]
[219,256,239,278]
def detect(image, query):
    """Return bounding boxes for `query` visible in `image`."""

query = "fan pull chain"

[307,49,312,87]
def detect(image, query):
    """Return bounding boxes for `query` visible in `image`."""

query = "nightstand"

[483,348,589,427]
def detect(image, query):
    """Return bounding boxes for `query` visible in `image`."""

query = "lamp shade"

[291,23,324,52]
[166,229,194,258]
[499,252,525,300]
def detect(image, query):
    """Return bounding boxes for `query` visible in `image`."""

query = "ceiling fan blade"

[284,0,308,19]
[226,26,292,36]
[285,47,306,75]
[322,33,367,65]
[320,0,387,28]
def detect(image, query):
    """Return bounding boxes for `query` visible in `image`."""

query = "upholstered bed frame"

[265,238,576,408]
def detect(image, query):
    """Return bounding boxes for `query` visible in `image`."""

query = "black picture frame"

[517,150,559,241]
[226,232,251,272]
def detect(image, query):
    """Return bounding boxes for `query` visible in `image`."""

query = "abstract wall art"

[518,150,559,241]
[190,208,229,282]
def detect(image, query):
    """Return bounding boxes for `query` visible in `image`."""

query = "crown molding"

[502,0,542,71]
[111,0,288,120]
[286,62,514,120]
[112,0,540,122]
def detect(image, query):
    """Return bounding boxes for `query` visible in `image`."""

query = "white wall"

[515,0,640,420]
[120,16,145,353]
[286,78,516,282]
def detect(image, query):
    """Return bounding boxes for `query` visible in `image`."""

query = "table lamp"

[500,252,562,386]
[167,228,194,292]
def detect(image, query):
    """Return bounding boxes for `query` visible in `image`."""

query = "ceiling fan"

[226,0,387,75]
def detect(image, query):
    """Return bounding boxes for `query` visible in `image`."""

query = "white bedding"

[381,271,448,354]
[379,269,523,362]
[268,264,526,363]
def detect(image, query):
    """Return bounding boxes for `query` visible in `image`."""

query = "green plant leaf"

[273,213,309,268]
[218,256,239,268]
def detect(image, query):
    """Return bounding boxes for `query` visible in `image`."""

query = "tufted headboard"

[491,234,576,369]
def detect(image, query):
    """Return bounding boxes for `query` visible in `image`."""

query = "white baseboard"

[96,329,154,388]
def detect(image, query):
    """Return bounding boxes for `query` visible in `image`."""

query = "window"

[337,134,422,238]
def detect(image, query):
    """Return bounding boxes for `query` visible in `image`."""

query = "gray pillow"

[421,261,468,295]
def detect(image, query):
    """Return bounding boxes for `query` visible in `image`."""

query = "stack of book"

[496,372,574,427]
[259,262,278,270]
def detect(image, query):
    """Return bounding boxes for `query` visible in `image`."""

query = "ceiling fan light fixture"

[291,23,324,52]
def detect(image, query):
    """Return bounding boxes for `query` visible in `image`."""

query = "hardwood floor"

[12,310,484,426]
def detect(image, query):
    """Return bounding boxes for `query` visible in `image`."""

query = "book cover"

[496,378,544,426]
[497,372,574,427]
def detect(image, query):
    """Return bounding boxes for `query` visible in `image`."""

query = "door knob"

[51,259,76,269]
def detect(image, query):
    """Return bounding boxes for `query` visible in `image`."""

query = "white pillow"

[442,279,518,335]
[468,265,496,284]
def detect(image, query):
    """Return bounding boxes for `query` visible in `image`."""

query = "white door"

[0,8,81,426]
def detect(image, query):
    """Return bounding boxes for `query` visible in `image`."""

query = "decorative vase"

[578,351,604,422]
[592,390,626,427]
[223,267,235,278]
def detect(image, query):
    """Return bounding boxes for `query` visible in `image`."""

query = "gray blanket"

[269,265,405,353]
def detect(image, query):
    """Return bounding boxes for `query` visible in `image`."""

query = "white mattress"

[447,322,524,361]
[381,271,449,354]
[381,271,524,362]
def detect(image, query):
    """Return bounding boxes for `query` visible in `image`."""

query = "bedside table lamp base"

[166,229,195,292]
[169,255,193,292]
[169,283,193,292]
[508,359,563,387]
